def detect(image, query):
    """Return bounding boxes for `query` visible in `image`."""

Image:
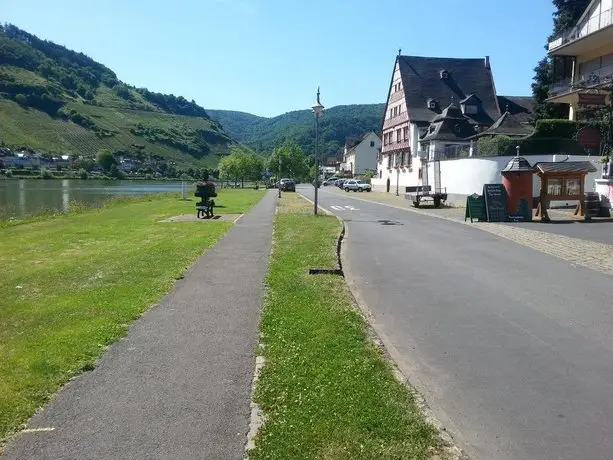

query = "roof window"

[440,70,449,80]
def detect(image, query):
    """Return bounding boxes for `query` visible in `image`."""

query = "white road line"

[21,427,55,433]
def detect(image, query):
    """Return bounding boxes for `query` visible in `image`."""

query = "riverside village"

[2,2,613,460]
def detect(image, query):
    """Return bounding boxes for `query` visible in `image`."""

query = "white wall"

[372,154,601,204]
[424,154,600,205]
[354,132,381,175]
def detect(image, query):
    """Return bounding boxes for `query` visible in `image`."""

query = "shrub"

[476,134,587,156]
[40,168,53,179]
[4,169,13,178]
[535,119,607,139]
[78,168,88,180]
[14,94,27,106]
[535,119,577,138]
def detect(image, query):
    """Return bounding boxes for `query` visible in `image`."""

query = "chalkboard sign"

[464,194,486,222]
[483,184,507,222]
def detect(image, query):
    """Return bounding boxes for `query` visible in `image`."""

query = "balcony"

[549,8,613,56]
[548,64,613,100]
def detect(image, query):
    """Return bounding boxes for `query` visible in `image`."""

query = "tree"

[96,150,117,171]
[218,153,241,186]
[267,141,309,181]
[532,0,591,121]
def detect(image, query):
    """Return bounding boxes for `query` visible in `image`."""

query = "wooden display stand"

[533,162,596,222]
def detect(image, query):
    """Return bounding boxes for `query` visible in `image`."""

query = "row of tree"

[217,141,312,186]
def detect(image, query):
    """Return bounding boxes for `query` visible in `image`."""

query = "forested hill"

[208,103,386,156]
[0,24,237,167]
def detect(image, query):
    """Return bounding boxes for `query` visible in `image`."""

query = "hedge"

[475,135,587,156]
[534,119,607,139]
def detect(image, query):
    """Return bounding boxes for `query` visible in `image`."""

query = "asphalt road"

[300,185,613,460]
[2,191,277,460]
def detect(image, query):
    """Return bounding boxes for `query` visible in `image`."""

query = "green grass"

[251,194,439,460]
[0,189,265,444]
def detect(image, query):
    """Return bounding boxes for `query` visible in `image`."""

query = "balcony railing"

[549,64,613,97]
[549,8,613,50]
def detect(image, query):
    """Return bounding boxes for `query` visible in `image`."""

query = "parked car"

[323,177,339,186]
[279,178,296,192]
[336,179,348,188]
[343,179,372,192]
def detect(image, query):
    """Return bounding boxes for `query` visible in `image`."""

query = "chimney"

[485,56,490,69]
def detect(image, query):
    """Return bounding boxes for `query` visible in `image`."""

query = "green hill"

[208,103,386,156]
[0,24,237,168]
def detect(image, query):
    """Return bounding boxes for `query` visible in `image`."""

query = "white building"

[340,132,381,176]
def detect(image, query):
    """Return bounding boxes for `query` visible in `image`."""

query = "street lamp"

[278,154,281,198]
[312,87,325,215]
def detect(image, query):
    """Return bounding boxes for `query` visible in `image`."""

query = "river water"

[0,179,193,218]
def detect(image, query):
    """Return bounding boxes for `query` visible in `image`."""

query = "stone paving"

[322,187,613,278]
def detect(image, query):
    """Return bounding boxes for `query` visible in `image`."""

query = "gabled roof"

[474,110,535,138]
[534,161,596,174]
[420,103,477,142]
[397,55,500,125]
[496,96,533,124]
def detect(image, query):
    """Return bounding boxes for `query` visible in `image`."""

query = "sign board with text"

[464,194,486,223]
[483,184,507,222]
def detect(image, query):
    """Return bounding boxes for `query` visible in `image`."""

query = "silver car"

[343,179,371,192]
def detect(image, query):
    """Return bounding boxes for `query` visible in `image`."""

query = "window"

[396,129,402,143]
[379,170,382,178]
[566,178,581,195]
[547,178,563,196]
[370,141,375,147]
[462,104,478,115]
[387,155,391,169]
[427,99,436,110]
[403,126,409,141]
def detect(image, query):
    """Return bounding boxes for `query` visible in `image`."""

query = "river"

[0,179,194,219]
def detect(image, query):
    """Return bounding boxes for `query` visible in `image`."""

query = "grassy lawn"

[251,193,439,460]
[0,189,264,444]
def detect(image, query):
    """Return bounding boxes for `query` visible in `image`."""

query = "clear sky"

[2,0,555,117]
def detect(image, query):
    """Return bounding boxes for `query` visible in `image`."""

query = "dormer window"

[440,70,449,80]
[462,104,478,115]
[427,98,436,110]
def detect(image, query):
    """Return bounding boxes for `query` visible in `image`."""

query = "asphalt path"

[300,185,613,460]
[2,191,277,460]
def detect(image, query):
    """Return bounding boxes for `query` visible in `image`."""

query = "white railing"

[549,8,613,50]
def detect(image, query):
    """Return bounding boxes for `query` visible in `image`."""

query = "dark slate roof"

[501,156,534,172]
[475,111,535,138]
[421,104,478,142]
[398,55,500,125]
[534,161,597,174]
[496,96,534,125]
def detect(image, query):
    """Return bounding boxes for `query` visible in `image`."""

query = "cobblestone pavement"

[322,187,613,278]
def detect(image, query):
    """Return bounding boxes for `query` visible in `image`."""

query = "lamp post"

[312,87,325,215]
[278,154,281,198]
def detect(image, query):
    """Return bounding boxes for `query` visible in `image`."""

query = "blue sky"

[2,0,555,117]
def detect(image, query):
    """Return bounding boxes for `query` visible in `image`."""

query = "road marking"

[330,205,360,211]
[22,427,55,433]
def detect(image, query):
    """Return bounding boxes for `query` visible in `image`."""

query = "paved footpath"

[2,191,277,460]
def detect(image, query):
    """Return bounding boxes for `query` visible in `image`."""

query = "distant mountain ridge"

[0,24,237,167]
[208,103,386,156]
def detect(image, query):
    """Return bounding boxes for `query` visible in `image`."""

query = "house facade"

[340,132,381,176]
[372,54,503,192]
[547,0,613,120]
